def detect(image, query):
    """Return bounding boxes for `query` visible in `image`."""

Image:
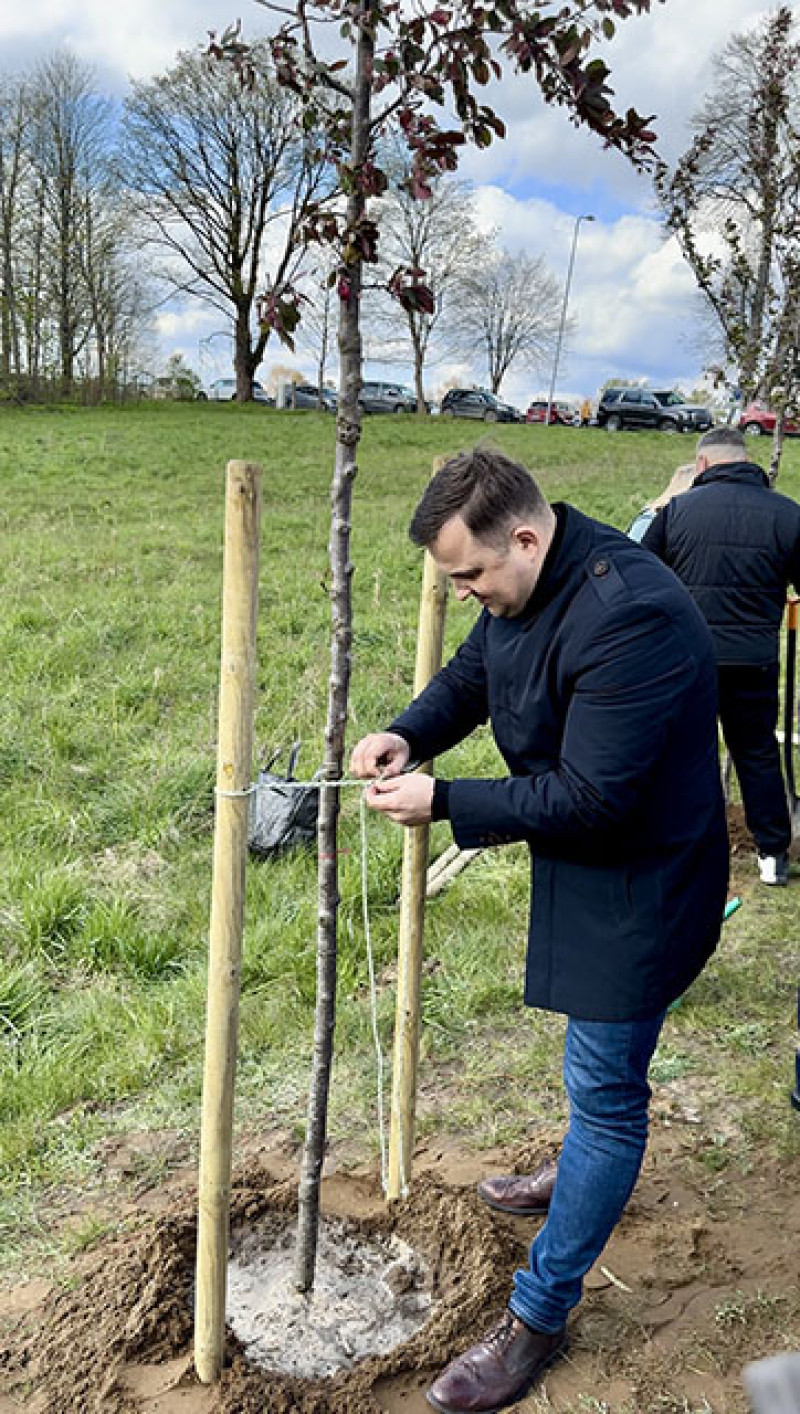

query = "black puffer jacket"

[642,461,800,666]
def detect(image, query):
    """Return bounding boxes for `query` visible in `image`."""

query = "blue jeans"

[509,1010,666,1333]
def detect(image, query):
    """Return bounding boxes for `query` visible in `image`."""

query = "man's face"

[430,514,545,618]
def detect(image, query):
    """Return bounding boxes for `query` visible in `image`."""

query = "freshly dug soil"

[1,1124,799,1414]
[1,802,797,1413]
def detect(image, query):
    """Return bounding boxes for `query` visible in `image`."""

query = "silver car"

[199,378,273,403]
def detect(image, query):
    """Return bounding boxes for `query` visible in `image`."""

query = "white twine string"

[357,788,389,1193]
[214,777,368,798]
[215,774,393,1195]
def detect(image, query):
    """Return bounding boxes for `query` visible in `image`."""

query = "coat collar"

[694,460,769,490]
[517,503,594,621]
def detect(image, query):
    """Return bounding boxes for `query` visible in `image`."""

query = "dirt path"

[1,1118,798,1414]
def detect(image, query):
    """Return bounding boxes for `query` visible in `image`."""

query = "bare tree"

[366,165,491,412]
[295,251,339,405]
[122,46,331,401]
[451,248,564,394]
[0,55,150,401]
[21,166,47,390]
[31,52,117,394]
[657,7,800,481]
[80,221,153,398]
[0,76,31,386]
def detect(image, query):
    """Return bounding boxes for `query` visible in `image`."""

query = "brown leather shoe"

[476,1160,557,1217]
[426,1309,567,1413]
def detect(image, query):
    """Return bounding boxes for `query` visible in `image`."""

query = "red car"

[738,402,799,436]
[526,399,576,425]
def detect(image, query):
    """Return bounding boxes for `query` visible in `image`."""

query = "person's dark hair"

[409,447,548,547]
[697,425,747,458]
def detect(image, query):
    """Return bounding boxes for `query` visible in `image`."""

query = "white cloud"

[155,306,220,340]
[0,0,779,394]
[461,188,709,406]
[0,0,233,89]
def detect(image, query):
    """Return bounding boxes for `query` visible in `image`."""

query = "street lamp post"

[545,213,594,427]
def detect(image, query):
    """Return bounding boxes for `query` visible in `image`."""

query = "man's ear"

[510,524,540,552]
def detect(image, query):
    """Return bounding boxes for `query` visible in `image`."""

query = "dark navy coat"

[642,461,800,666]
[390,504,729,1022]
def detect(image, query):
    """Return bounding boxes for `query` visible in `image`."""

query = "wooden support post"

[426,842,460,885]
[194,461,261,1384]
[426,846,484,899]
[387,462,449,1200]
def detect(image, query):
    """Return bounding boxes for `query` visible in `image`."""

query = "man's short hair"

[697,425,747,458]
[409,447,548,548]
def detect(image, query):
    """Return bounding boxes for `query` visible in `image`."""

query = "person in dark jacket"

[350,448,728,1414]
[642,425,800,886]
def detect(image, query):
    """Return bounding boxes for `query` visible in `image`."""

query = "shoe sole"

[477,1190,550,1218]
[425,1334,568,1414]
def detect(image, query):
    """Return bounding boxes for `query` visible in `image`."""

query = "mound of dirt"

[0,1164,524,1414]
[1,1127,799,1414]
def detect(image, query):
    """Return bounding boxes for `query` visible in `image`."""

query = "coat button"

[593,559,610,577]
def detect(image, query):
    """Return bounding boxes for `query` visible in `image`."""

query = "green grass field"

[1,402,798,1266]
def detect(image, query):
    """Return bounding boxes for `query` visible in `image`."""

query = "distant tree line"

[0,44,566,405]
[0,52,150,401]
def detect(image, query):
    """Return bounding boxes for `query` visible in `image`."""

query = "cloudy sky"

[1,0,776,404]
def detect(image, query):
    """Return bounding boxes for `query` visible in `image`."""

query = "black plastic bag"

[247,744,319,858]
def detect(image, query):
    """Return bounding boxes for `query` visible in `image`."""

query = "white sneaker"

[758,853,789,886]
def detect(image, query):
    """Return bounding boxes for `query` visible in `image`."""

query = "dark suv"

[597,388,713,434]
[440,388,521,422]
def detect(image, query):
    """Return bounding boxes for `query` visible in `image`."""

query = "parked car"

[359,380,426,413]
[285,383,338,411]
[737,401,800,436]
[597,387,714,434]
[199,378,274,404]
[440,388,521,422]
[526,399,576,425]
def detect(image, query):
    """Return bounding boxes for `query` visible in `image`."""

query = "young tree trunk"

[294,4,371,1295]
[768,409,785,486]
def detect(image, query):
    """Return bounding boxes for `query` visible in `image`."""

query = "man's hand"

[349,732,410,779]
[365,774,434,825]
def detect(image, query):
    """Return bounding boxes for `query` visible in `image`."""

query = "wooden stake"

[425,842,460,885]
[194,461,261,1384]
[387,461,449,1200]
[426,846,483,899]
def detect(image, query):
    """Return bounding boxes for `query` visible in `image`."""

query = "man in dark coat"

[350,448,728,1414]
[643,425,800,886]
